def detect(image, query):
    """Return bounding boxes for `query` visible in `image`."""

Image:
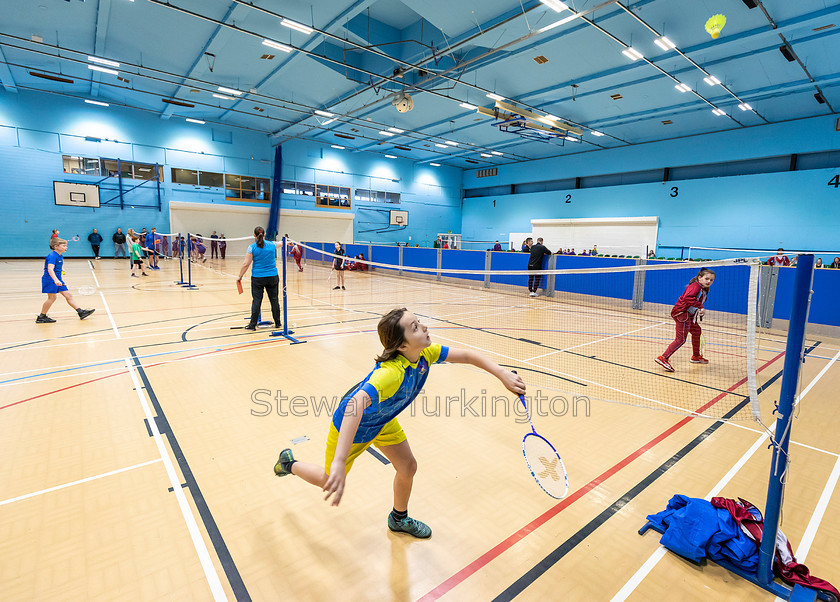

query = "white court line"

[99,291,121,339]
[611,348,840,601]
[0,458,162,506]
[526,321,668,362]
[795,456,840,560]
[125,358,227,601]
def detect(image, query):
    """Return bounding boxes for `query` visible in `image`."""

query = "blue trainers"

[388,514,432,539]
[273,448,295,477]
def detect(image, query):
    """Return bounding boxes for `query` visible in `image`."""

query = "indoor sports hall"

[1,1,839,601]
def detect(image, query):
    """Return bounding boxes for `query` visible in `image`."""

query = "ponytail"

[374,308,408,363]
[254,226,265,248]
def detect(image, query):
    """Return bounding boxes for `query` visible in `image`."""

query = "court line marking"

[99,291,121,339]
[525,320,669,362]
[125,358,227,601]
[0,458,162,507]
[610,347,840,601]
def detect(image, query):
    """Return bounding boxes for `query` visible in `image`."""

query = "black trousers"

[249,275,282,328]
[211,241,218,258]
[91,244,100,258]
[528,267,542,292]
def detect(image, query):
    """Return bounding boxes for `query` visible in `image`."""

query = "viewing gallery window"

[62,155,102,176]
[280,180,315,196]
[170,168,270,202]
[315,184,351,209]
[63,155,164,181]
[355,188,400,204]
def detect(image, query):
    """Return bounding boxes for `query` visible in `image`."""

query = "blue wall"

[461,115,840,258]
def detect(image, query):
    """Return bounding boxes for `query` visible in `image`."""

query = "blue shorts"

[42,278,68,294]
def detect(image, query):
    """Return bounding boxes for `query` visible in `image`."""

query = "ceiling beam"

[0,45,17,92]
[90,0,113,98]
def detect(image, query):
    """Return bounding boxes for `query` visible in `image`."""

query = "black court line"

[366,447,391,465]
[181,312,244,342]
[128,348,251,602]
[492,341,819,601]
[499,363,587,387]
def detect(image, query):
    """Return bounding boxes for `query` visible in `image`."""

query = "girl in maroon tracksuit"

[656,268,715,372]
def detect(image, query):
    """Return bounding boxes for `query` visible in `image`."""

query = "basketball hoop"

[395,216,404,224]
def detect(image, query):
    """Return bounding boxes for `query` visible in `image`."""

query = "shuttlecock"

[705,14,726,39]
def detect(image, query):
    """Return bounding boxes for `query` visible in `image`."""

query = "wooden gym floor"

[0,255,838,601]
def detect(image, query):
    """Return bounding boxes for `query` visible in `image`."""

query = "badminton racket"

[514,371,569,499]
[236,280,243,295]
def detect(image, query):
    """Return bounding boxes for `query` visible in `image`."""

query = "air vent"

[533,55,549,64]
[350,128,359,132]
[334,133,355,140]
[465,159,479,164]
[813,24,835,31]
[662,120,673,125]
[260,54,275,59]
[477,168,498,178]
[162,98,195,107]
[117,76,129,83]
[190,89,201,93]
[610,93,623,100]
[30,71,74,84]
[394,146,411,151]
[254,106,264,112]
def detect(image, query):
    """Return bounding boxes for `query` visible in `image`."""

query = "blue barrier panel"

[371,245,399,271]
[345,243,367,259]
[442,249,485,282]
[490,251,529,288]
[303,242,326,262]
[644,262,751,315]
[402,247,437,272]
[772,268,794,321]
[809,268,840,326]
[555,256,636,300]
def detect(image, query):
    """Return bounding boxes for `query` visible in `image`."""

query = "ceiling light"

[185,118,205,124]
[491,151,503,156]
[430,163,441,167]
[379,130,394,136]
[314,109,334,117]
[460,102,477,110]
[590,131,604,136]
[544,114,558,121]
[435,143,448,149]
[480,153,492,158]
[704,75,721,86]
[212,94,234,100]
[738,102,752,111]
[538,13,579,34]
[87,56,119,67]
[262,39,292,52]
[281,19,313,35]
[322,118,336,125]
[385,154,397,159]
[445,140,458,146]
[540,0,569,12]
[218,86,242,96]
[654,36,675,51]
[486,93,505,101]
[622,47,643,61]
[88,65,118,76]
[388,127,404,133]
[84,99,109,107]
[712,108,726,116]
[674,82,691,93]
[331,145,345,150]
[565,136,578,142]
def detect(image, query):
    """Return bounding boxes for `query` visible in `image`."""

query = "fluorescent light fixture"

[540,0,569,12]
[88,56,120,67]
[738,102,753,111]
[385,154,397,159]
[262,39,292,53]
[459,102,477,110]
[590,130,604,136]
[88,65,118,75]
[388,127,404,133]
[544,114,558,121]
[281,19,313,35]
[314,109,334,117]
[712,108,726,116]
[538,117,555,125]
[538,13,579,33]
[565,136,578,142]
[480,153,492,158]
[379,130,394,136]
[486,93,505,101]
[212,94,234,100]
[322,118,336,125]
[622,47,643,61]
[331,145,345,150]
[491,151,503,156]
[674,82,691,93]
[704,75,721,86]
[217,86,242,96]
[445,140,458,146]
[654,36,675,50]
[435,143,448,148]
[430,163,441,167]
[84,99,109,107]
[185,118,205,124]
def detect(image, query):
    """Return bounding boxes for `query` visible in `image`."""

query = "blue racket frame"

[519,393,569,499]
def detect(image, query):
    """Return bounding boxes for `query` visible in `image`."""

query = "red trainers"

[690,356,709,364]
[655,356,675,372]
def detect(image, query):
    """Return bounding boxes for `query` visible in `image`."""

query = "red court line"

[418,350,785,601]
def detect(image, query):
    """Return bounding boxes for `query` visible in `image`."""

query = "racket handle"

[511,371,528,410]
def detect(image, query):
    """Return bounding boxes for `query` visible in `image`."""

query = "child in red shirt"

[656,268,715,372]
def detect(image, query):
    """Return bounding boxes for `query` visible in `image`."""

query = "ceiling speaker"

[392,93,414,113]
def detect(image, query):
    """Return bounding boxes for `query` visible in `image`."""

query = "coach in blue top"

[237,226,282,331]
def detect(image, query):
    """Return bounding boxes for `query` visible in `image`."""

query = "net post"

[545,254,556,297]
[632,257,646,310]
[756,254,814,585]
[484,251,491,289]
[183,232,197,289]
[174,232,187,285]
[270,235,305,344]
[436,247,442,281]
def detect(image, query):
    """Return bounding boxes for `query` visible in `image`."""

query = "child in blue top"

[37,237,95,323]
[274,307,525,538]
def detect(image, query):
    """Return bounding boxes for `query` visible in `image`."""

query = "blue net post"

[271,235,305,344]
[183,232,197,289]
[757,254,814,584]
[174,232,187,285]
